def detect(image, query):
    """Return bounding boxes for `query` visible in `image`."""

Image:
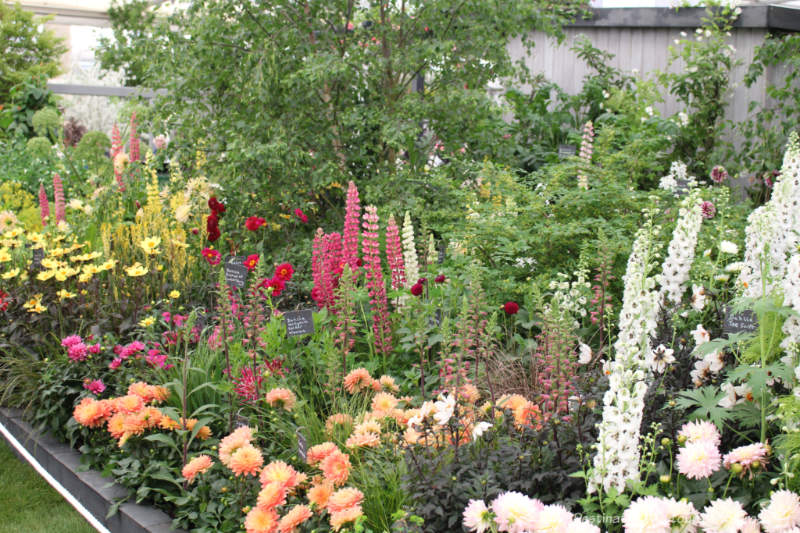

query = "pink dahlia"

[677,440,721,480]
[491,491,542,533]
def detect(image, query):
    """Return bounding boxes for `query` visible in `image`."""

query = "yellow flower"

[125,263,148,277]
[57,221,70,232]
[139,316,156,327]
[99,259,117,271]
[169,290,180,299]
[139,236,162,256]
[27,233,43,244]
[37,270,56,281]
[78,272,93,283]
[41,258,59,269]
[2,268,20,279]
[29,303,47,313]
[171,239,189,249]
[22,294,43,309]
[174,204,191,223]
[156,264,164,271]
[0,248,11,262]
[55,267,79,282]
[57,289,76,300]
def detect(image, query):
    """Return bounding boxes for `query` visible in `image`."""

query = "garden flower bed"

[4,1,800,532]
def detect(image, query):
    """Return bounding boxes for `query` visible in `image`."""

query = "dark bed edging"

[0,407,186,533]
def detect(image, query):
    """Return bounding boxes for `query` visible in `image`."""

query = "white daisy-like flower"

[699,498,747,533]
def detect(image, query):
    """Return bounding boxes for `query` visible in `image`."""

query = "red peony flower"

[245,216,266,231]
[202,248,222,266]
[208,196,226,215]
[244,254,260,271]
[417,277,427,285]
[503,301,519,315]
[274,262,294,282]
[410,283,423,296]
[294,208,308,223]
[434,274,446,283]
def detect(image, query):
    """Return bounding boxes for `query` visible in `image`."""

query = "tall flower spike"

[590,208,662,494]
[322,232,343,313]
[385,215,406,291]
[401,211,419,287]
[658,189,703,307]
[363,206,392,356]
[111,123,125,192]
[342,181,361,272]
[38,183,50,227]
[129,112,140,163]
[577,121,594,190]
[311,228,326,308]
[53,173,65,224]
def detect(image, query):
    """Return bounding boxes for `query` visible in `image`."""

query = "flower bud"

[659,474,671,484]
[661,438,671,447]
[730,463,743,474]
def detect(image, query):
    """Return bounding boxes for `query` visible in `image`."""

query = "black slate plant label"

[225,255,249,288]
[284,310,315,337]
[558,144,576,159]
[723,306,758,334]
[675,177,691,197]
[30,248,45,271]
[296,428,308,461]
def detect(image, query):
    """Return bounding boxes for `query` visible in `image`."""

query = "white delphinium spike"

[658,189,704,307]
[739,133,800,297]
[590,208,662,494]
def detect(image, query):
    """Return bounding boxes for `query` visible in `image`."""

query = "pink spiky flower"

[311,229,342,311]
[129,112,140,162]
[53,174,65,224]
[342,181,361,272]
[111,123,125,192]
[38,183,50,227]
[385,214,406,291]
[362,206,392,356]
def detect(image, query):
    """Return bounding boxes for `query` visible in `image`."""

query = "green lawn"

[0,438,96,533]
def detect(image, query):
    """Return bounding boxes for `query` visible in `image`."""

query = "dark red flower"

[274,262,294,282]
[503,301,519,315]
[434,274,446,283]
[206,212,220,242]
[208,196,226,215]
[417,277,428,285]
[245,216,266,231]
[0,290,10,312]
[191,228,199,235]
[243,254,259,271]
[410,283,423,296]
[294,208,308,223]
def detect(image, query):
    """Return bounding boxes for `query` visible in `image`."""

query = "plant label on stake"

[558,144,576,159]
[224,255,248,288]
[284,310,315,337]
[30,248,44,271]
[296,427,307,462]
[723,306,758,335]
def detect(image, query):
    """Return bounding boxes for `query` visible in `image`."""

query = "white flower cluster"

[659,161,695,192]
[739,133,800,298]
[401,211,420,287]
[690,324,725,386]
[781,254,800,368]
[548,270,591,330]
[658,189,704,307]
[590,212,662,493]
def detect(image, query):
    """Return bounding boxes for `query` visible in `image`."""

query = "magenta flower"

[710,165,728,184]
[67,343,88,362]
[83,379,106,395]
[109,358,123,370]
[363,205,392,356]
[385,214,406,291]
[342,181,361,272]
[53,173,65,224]
[61,334,83,348]
[39,183,50,227]
[701,201,716,219]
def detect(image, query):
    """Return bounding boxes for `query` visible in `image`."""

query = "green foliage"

[24,136,51,159]
[660,2,740,175]
[0,2,65,105]
[0,77,59,140]
[31,107,61,142]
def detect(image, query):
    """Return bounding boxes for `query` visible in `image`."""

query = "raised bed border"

[0,407,185,533]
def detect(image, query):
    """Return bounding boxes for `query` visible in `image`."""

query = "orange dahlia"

[73,397,113,428]
[320,450,350,486]
[343,368,372,394]
[182,455,213,483]
[278,504,312,533]
[345,432,380,449]
[329,504,363,531]
[378,375,399,392]
[327,487,364,513]
[307,442,339,466]
[229,444,264,477]
[220,426,254,466]
[325,413,353,434]
[259,461,298,490]
[245,507,279,533]
[370,392,398,415]
[115,394,145,414]
[265,388,296,410]
[307,480,334,511]
[256,482,286,510]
